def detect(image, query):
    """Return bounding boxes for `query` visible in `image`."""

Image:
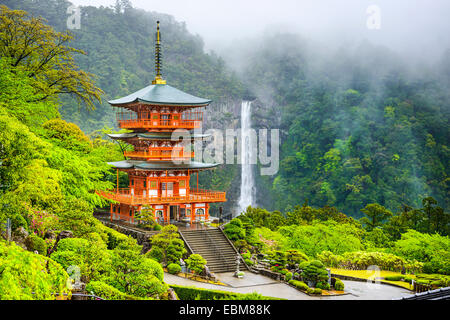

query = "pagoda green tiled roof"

[107,160,219,171]
[108,84,211,107]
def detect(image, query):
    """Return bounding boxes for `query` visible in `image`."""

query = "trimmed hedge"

[86,281,143,300]
[167,263,182,275]
[25,234,47,255]
[312,288,322,295]
[169,285,281,300]
[334,279,345,291]
[288,280,309,292]
[285,272,293,281]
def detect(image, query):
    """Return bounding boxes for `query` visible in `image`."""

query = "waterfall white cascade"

[237,100,256,215]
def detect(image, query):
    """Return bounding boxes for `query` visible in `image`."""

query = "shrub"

[186,254,207,274]
[57,237,89,253]
[326,250,423,273]
[317,250,343,267]
[241,252,251,260]
[146,246,164,263]
[307,288,314,294]
[50,250,83,270]
[244,258,254,266]
[224,219,246,241]
[166,238,187,265]
[25,234,47,255]
[316,281,330,290]
[280,269,289,275]
[289,280,309,292]
[169,285,279,300]
[167,263,182,275]
[234,239,249,252]
[0,241,69,299]
[312,288,322,295]
[384,275,403,281]
[334,279,345,291]
[285,249,308,267]
[415,274,450,288]
[285,272,293,282]
[104,227,135,250]
[300,260,329,287]
[85,281,142,300]
[153,224,162,231]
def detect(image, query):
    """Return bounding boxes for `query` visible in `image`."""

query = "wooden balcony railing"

[116,111,203,130]
[124,147,194,160]
[96,188,226,205]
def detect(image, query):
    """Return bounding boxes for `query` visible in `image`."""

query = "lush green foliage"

[333,278,345,291]
[392,230,450,274]
[24,233,47,255]
[237,33,450,217]
[85,280,143,300]
[149,225,186,266]
[185,254,207,275]
[169,284,279,300]
[0,241,70,299]
[167,263,182,275]
[317,250,423,273]
[278,221,364,257]
[223,218,246,241]
[299,260,329,287]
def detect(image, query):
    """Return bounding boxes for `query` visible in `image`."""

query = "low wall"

[250,267,283,281]
[97,218,159,253]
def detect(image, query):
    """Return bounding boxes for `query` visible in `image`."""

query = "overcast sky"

[70,0,450,61]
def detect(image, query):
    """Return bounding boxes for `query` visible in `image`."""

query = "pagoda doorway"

[169,205,179,222]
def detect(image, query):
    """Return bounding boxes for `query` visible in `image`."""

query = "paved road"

[164,272,413,300]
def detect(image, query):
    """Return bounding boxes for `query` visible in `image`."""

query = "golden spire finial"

[152,20,166,85]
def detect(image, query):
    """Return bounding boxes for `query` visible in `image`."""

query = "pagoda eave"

[107,160,220,171]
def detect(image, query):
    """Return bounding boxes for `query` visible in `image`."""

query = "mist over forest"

[1,0,448,218]
[0,0,449,302]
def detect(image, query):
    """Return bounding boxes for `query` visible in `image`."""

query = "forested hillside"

[1,0,246,214]
[0,1,448,301]
[1,0,245,133]
[2,0,448,219]
[233,34,450,217]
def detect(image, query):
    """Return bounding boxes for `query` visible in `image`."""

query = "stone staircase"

[179,228,244,273]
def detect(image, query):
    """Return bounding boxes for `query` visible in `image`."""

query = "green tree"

[0,240,70,299]
[185,253,207,274]
[360,203,392,231]
[0,5,103,109]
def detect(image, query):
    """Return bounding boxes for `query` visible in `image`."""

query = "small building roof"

[108,84,212,107]
[107,132,211,141]
[107,160,219,171]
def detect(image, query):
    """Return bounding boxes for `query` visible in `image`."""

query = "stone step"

[179,228,245,273]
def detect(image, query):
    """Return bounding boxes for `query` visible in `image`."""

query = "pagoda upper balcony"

[96,188,227,206]
[124,146,194,161]
[116,110,203,130]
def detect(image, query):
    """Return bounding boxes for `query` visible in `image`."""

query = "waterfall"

[237,100,255,215]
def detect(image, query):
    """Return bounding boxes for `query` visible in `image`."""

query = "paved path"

[164,272,413,300]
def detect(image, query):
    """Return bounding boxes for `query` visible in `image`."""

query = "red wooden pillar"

[191,203,196,223]
[116,169,119,194]
[164,205,168,224]
[205,203,209,221]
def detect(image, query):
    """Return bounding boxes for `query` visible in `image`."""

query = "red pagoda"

[97,21,226,225]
